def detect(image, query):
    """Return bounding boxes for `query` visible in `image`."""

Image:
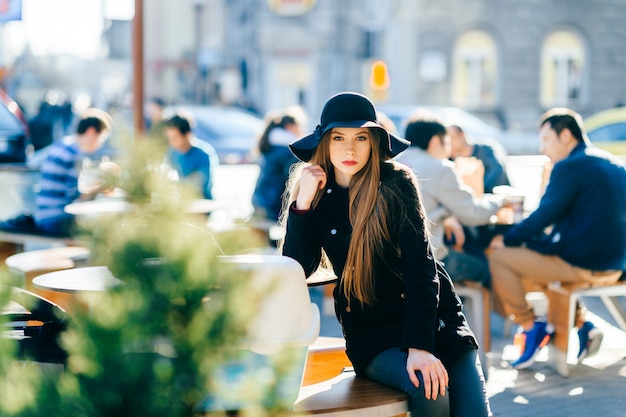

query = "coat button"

[327,188,333,194]
[346,306,351,312]
[400,293,406,299]
[331,229,337,235]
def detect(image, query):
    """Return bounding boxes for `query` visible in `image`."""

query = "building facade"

[217,0,626,131]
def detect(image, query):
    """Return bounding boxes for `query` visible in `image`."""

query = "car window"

[587,122,626,142]
[0,101,23,134]
[192,108,263,140]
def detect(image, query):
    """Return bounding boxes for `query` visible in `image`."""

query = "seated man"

[0,108,115,237]
[447,124,510,194]
[447,124,512,257]
[164,114,218,200]
[488,108,626,369]
[399,111,506,288]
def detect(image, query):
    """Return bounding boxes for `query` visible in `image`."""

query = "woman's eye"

[356,135,368,141]
[332,135,343,141]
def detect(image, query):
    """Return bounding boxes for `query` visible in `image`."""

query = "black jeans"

[365,348,492,417]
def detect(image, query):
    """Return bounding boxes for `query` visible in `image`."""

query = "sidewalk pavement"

[312,288,626,417]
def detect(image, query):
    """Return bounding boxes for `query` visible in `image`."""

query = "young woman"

[251,107,304,226]
[280,92,491,417]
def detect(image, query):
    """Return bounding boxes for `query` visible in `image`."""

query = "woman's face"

[328,127,372,187]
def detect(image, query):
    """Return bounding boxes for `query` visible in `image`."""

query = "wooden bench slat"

[293,370,409,416]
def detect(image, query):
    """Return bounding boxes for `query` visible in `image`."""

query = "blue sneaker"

[577,321,603,364]
[511,321,554,369]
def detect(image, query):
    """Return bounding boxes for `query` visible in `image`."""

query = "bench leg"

[546,284,577,377]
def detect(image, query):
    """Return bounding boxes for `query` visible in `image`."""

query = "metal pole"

[194,3,203,104]
[133,0,145,137]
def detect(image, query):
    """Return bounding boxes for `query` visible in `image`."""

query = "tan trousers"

[489,246,622,325]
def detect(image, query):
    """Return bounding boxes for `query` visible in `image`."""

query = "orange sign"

[267,0,316,16]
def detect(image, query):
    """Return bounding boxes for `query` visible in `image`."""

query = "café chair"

[197,254,321,414]
[1,286,69,365]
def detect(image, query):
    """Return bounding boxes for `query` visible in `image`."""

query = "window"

[540,30,585,107]
[452,30,497,109]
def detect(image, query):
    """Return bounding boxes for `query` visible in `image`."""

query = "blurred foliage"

[0,138,297,417]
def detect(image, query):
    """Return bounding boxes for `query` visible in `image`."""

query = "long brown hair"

[282,128,401,305]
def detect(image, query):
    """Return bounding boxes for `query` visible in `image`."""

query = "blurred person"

[250,107,304,232]
[488,108,626,369]
[281,92,491,417]
[447,124,509,194]
[145,97,167,140]
[0,108,117,237]
[164,113,217,200]
[447,124,511,258]
[27,100,60,151]
[398,111,506,288]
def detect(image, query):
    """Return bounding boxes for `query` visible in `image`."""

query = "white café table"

[65,198,220,216]
[32,266,122,294]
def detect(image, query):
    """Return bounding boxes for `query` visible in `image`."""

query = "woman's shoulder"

[382,161,419,197]
[384,160,417,181]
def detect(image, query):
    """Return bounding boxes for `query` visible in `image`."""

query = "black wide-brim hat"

[289,92,410,162]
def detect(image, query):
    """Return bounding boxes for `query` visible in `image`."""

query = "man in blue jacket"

[488,107,626,369]
[164,113,218,200]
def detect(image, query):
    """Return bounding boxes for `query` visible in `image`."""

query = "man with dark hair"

[0,108,116,236]
[164,113,218,200]
[488,107,626,369]
[399,110,505,288]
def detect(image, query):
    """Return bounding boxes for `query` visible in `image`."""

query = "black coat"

[282,163,477,375]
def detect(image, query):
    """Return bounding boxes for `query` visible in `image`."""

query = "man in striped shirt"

[34,109,113,236]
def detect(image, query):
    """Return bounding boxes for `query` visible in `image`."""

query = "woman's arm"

[282,164,328,276]
[281,205,323,277]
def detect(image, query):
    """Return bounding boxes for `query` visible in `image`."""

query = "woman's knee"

[408,391,450,417]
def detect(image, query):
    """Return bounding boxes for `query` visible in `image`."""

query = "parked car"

[164,105,264,164]
[378,104,540,156]
[0,89,30,163]
[584,106,626,155]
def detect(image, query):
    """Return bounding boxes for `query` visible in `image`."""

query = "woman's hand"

[296,164,327,210]
[406,348,448,400]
